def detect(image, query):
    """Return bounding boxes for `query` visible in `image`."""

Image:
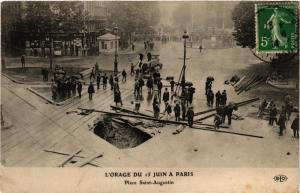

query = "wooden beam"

[78,153,103,167]
[78,108,221,128]
[194,113,216,122]
[44,149,86,158]
[58,149,82,167]
[191,126,264,138]
[110,105,153,118]
[194,97,260,117]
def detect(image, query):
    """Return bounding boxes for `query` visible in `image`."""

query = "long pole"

[114,34,118,75]
[181,37,186,89]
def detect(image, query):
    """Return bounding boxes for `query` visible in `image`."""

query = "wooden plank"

[194,98,260,117]
[110,105,153,118]
[58,148,82,167]
[232,75,246,87]
[191,126,264,138]
[43,149,86,158]
[77,153,103,167]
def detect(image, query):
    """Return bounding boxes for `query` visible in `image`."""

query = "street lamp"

[113,26,119,76]
[181,30,189,91]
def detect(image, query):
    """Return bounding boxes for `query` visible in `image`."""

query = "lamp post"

[181,30,189,91]
[113,26,119,76]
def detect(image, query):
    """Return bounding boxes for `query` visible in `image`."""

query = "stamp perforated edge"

[255,2,299,54]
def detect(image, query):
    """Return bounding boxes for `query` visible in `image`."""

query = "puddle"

[93,115,152,149]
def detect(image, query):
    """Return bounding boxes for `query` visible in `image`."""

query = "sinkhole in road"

[93,115,152,149]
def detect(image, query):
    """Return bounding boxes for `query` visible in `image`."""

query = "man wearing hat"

[186,106,194,127]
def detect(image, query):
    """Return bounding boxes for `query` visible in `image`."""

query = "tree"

[107,2,160,48]
[232,1,255,48]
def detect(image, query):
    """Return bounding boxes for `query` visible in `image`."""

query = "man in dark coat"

[269,105,278,126]
[122,69,127,82]
[181,102,186,121]
[21,55,25,69]
[170,79,175,92]
[225,103,237,125]
[109,75,114,90]
[88,82,95,100]
[162,88,170,107]
[77,82,82,98]
[174,103,181,121]
[96,74,101,89]
[102,74,108,89]
[138,78,144,95]
[187,107,194,127]
[291,114,299,138]
[130,63,134,76]
[221,90,227,105]
[157,80,163,102]
[277,112,286,136]
[147,77,153,93]
[215,91,221,107]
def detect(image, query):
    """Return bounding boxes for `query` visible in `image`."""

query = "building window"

[102,42,105,49]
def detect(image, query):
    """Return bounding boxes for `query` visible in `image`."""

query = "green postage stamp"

[255,2,298,53]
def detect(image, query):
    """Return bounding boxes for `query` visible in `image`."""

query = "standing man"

[88,82,95,100]
[181,102,186,121]
[162,88,170,108]
[225,103,236,125]
[157,79,163,103]
[77,81,82,98]
[138,78,144,96]
[114,90,123,106]
[96,74,101,89]
[90,67,95,82]
[215,90,221,107]
[109,75,114,90]
[132,43,135,52]
[164,102,172,120]
[291,114,299,138]
[174,103,181,122]
[199,45,202,53]
[170,79,175,93]
[102,74,108,89]
[122,69,127,82]
[221,90,227,105]
[269,105,278,125]
[130,63,134,76]
[134,80,140,98]
[21,55,26,69]
[278,111,286,136]
[186,107,194,127]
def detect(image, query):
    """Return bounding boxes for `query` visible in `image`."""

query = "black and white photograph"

[0,1,299,192]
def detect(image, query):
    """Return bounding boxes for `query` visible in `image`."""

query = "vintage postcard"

[0,1,299,193]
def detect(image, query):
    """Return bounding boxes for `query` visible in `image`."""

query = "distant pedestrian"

[174,103,181,121]
[88,82,95,100]
[215,91,221,107]
[164,102,172,120]
[214,113,222,129]
[77,82,82,98]
[51,81,57,100]
[162,88,170,107]
[102,74,108,89]
[96,74,101,89]
[71,80,76,96]
[286,101,293,120]
[157,80,163,102]
[130,63,134,76]
[207,89,214,107]
[220,90,227,105]
[154,103,160,119]
[181,102,186,121]
[186,107,194,127]
[114,90,123,106]
[122,69,127,82]
[147,77,153,93]
[132,43,135,51]
[109,75,114,90]
[90,67,95,82]
[277,112,286,136]
[291,114,299,138]
[225,103,237,125]
[21,55,25,69]
[134,80,140,98]
[67,80,72,98]
[269,105,278,125]
[199,45,203,53]
[138,78,144,95]
[170,79,175,92]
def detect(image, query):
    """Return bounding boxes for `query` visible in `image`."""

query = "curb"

[2,72,53,85]
[26,87,62,106]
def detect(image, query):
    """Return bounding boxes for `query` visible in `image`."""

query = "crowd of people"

[258,94,298,138]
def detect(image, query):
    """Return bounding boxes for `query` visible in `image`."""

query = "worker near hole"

[163,88,170,108]
[164,102,172,120]
[186,106,194,127]
[277,110,287,136]
[174,102,181,122]
[225,103,238,125]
